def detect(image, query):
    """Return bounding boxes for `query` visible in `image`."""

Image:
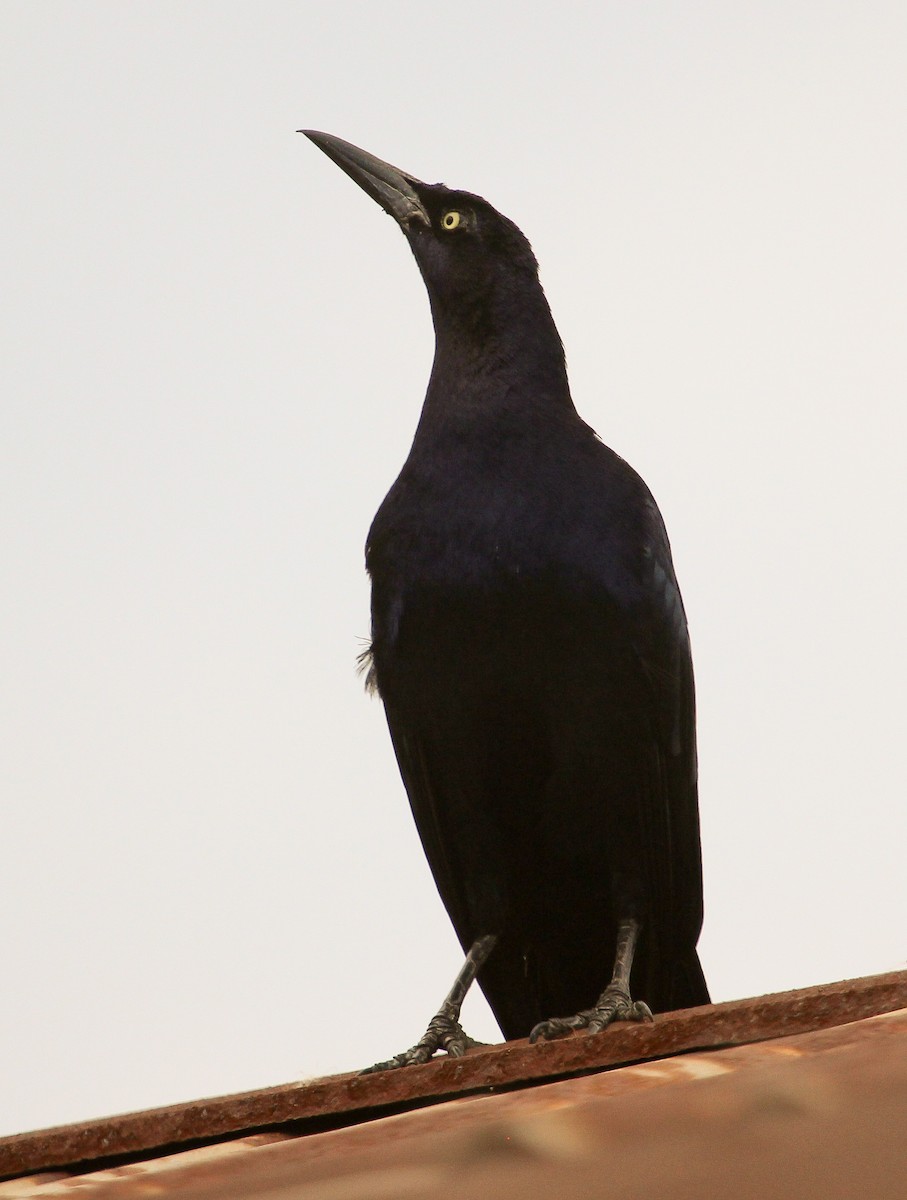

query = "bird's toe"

[585,987,654,1034]
[531,987,654,1043]
[529,1012,588,1043]
[360,1012,484,1073]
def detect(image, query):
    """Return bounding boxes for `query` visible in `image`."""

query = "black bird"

[304,131,709,1068]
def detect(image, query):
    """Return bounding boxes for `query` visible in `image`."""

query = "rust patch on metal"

[8,1008,907,1199]
[1,969,905,1182]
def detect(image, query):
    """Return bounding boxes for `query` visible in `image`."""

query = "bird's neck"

[420,286,574,429]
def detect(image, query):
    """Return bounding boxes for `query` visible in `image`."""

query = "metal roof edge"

[2,968,905,1183]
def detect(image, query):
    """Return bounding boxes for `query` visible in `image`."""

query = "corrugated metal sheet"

[2,971,906,1197]
[4,1008,907,1198]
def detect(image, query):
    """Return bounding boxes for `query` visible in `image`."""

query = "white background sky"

[2,2,905,1139]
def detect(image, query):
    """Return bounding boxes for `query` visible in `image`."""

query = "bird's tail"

[663,949,710,1012]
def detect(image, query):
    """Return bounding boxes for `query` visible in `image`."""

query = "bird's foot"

[529,985,654,1044]
[361,1005,487,1073]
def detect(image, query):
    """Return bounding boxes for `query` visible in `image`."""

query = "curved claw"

[361,1042,435,1073]
[529,1012,589,1043]
[530,988,654,1044]
[587,997,653,1034]
[361,1013,484,1074]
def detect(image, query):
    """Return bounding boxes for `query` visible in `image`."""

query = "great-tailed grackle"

[304,131,709,1068]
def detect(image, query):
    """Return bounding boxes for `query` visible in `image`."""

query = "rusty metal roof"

[2,970,906,1197]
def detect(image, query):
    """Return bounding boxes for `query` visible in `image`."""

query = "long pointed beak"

[301,130,430,229]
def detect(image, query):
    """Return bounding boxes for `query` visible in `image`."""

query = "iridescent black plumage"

[305,132,708,1063]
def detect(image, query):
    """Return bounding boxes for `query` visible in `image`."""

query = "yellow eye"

[441,210,461,231]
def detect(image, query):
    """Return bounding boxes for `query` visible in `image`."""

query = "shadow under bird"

[303,131,709,1069]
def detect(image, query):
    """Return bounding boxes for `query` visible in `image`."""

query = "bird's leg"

[529,916,654,1043]
[362,934,498,1073]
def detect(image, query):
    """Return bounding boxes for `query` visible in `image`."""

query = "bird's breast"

[364,430,661,672]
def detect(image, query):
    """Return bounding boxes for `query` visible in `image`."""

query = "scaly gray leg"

[363,933,498,1072]
[529,916,653,1043]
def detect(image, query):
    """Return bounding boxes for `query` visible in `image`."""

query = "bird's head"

[303,131,543,340]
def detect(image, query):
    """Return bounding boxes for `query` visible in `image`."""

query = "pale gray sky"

[2,1,905,1138]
